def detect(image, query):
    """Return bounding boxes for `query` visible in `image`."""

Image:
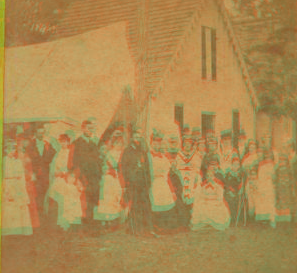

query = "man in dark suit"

[27,125,56,227]
[120,127,155,236]
[68,118,101,232]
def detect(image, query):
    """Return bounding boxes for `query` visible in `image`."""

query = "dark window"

[211,28,217,80]
[232,110,240,150]
[202,112,216,137]
[201,26,217,81]
[201,26,207,79]
[175,103,184,132]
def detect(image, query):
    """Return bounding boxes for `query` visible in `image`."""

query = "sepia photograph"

[1,0,297,272]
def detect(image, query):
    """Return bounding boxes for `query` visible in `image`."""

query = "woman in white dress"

[48,134,83,231]
[191,156,230,231]
[149,131,176,233]
[2,139,33,236]
[94,130,124,227]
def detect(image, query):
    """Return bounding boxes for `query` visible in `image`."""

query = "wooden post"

[135,0,150,139]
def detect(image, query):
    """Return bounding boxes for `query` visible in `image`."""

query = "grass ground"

[2,223,297,273]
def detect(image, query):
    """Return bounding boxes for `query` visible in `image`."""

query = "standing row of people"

[2,119,297,237]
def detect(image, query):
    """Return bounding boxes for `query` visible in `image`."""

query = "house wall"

[149,0,255,140]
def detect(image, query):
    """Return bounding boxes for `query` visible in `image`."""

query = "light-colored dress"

[149,151,176,212]
[95,149,123,221]
[2,156,33,236]
[49,148,82,230]
[191,177,230,231]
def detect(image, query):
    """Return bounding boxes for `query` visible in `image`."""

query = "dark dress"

[27,139,56,225]
[68,136,101,224]
[169,167,190,229]
[224,169,244,226]
[120,142,153,235]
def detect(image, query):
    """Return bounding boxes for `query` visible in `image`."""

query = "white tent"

[4,22,135,137]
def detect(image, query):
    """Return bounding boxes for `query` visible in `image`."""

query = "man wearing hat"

[120,127,155,236]
[174,134,201,228]
[68,118,101,232]
[219,129,239,174]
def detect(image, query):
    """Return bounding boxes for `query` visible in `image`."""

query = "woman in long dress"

[94,130,124,227]
[2,139,33,236]
[149,131,176,233]
[256,136,277,228]
[49,134,83,230]
[191,156,230,231]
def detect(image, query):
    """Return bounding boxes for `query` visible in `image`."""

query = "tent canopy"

[4,22,135,137]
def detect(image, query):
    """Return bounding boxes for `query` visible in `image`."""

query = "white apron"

[191,178,230,231]
[95,149,123,221]
[149,152,176,212]
[2,157,33,236]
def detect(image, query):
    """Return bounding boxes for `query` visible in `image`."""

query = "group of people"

[2,117,297,237]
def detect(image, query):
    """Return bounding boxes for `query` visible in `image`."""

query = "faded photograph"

[2,0,297,272]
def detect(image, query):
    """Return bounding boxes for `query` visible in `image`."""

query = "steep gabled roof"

[54,0,259,109]
[5,0,259,110]
[54,0,206,96]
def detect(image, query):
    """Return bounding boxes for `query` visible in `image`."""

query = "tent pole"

[136,0,149,134]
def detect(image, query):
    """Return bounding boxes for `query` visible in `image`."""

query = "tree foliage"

[228,0,297,119]
[5,0,77,46]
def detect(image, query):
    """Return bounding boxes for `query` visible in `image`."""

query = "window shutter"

[201,26,206,79]
[211,28,217,80]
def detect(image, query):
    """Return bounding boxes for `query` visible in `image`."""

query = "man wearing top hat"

[68,117,101,232]
[219,129,239,175]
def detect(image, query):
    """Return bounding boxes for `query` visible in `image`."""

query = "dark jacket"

[68,135,101,184]
[27,139,56,180]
